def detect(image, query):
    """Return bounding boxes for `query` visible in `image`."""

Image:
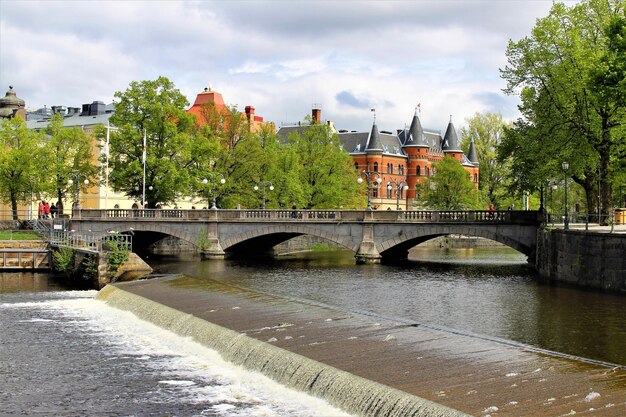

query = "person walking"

[38,201,44,219]
[50,203,57,219]
[488,203,495,220]
[44,201,51,219]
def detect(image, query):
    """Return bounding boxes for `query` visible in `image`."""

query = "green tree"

[45,113,98,215]
[459,112,510,207]
[418,156,484,210]
[501,0,626,223]
[0,118,46,219]
[108,76,196,208]
[288,123,363,209]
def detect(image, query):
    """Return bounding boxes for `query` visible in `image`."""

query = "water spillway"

[96,276,626,416]
[96,284,469,417]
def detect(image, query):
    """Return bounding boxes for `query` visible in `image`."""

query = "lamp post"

[562,161,569,229]
[202,173,226,209]
[387,180,409,210]
[68,176,89,211]
[357,170,382,210]
[254,181,274,209]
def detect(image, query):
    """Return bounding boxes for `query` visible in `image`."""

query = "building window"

[416,166,421,176]
[425,166,429,176]
[374,162,379,172]
[354,162,359,171]
[399,165,404,175]
[387,163,392,174]
[387,186,392,199]
[474,173,478,183]
[373,187,378,198]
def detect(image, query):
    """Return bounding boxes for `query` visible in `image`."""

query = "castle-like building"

[278,107,479,210]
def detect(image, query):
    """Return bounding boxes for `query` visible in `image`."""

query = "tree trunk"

[10,192,18,220]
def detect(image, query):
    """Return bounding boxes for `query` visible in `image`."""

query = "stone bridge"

[69,209,543,264]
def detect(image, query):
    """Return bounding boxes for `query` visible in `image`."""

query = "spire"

[467,138,479,165]
[366,122,383,152]
[407,109,428,147]
[442,117,461,152]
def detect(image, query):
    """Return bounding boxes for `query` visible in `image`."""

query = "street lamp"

[254,181,274,209]
[562,161,569,229]
[68,177,89,210]
[202,173,226,209]
[387,180,409,210]
[357,170,382,210]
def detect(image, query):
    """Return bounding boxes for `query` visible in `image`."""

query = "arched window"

[373,187,378,198]
[387,185,392,199]
[416,166,421,176]
[354,162,359,171]
[474,173,478,183]
[374,162,379,172]
[425,166,429,176]
[387,163,392,174]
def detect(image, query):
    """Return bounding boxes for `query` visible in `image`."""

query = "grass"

[0,230,42,240]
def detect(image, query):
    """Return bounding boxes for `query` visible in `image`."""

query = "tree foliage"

[459,112,510,207]
[108,76,196,208]
[45,113,98,215]
[0,118,46,219]
[418,156,484,210]
[500,0,626,222]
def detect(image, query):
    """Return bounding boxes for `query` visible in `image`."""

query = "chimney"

[312,103,322,124]
[245,105,255,122]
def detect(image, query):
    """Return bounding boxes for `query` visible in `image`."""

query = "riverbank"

[101,276,626,417]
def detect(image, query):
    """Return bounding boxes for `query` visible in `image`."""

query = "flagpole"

[142,129,146,208]
[105,121,110,210]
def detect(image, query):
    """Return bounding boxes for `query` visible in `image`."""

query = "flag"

[370,108,375,112]
[416,103,421,109]
[142,129,146,164]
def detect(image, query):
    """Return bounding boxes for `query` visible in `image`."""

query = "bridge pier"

[200,222,225,260]
[355,223,381,264]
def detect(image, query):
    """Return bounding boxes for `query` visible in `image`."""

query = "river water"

[1,247,625,416]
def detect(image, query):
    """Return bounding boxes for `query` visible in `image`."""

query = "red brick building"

[279,107,479,210]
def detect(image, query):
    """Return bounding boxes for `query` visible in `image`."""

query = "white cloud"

[0,0,556,131]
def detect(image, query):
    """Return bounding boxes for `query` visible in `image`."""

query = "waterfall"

[97,285,471,417]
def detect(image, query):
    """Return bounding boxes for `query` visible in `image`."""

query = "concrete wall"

[536,229,626,293]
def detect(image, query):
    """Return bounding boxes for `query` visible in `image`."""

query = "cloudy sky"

[1,0,562,133]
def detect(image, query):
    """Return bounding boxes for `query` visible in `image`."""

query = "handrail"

[71,209,544,225]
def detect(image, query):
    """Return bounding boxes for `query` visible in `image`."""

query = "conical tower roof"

[366,123,383,152]
[467,138,479,165]
[442,118,461,152]
[407,110,428,147]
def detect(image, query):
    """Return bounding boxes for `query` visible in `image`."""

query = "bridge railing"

[72,209,542,224]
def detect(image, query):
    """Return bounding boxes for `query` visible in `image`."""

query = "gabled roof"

[338,129,406,157]
[442,119,461,152]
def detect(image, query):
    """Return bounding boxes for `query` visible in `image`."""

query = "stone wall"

[536,229,626,293]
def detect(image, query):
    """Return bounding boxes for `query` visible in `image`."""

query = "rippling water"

[0,290,350,416]
[2,246,625,416]
[147,247,626,366]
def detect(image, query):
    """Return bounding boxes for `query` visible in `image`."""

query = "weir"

[97,277,626,417]
[97,285,468,417]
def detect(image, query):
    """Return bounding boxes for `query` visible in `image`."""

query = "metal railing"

[71,209,543,225]
[49,230,132,253]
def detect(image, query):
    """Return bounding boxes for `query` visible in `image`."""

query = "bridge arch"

[104,223,200,251]
[222,224,359,256]
[377,225,533,260]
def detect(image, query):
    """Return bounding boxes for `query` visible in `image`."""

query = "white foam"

[39,297,352,417]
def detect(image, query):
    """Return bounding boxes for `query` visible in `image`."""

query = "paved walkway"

[550,222,626,234]
[112,277,626,417]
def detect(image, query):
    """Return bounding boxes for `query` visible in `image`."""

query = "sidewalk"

[549,222,626,234]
